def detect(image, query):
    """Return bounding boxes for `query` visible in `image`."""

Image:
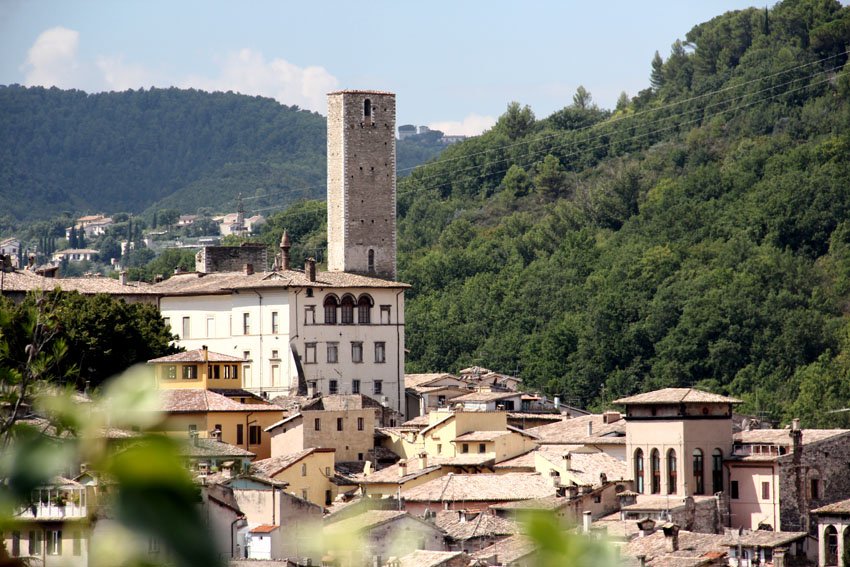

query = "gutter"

[395,289,404,416]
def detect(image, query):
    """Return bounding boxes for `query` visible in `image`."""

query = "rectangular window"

[352,342,363,363]
[11,531,20,557]
[243,313,250,335]
[462,443,469,453]
[249,425,261,445]
[337,417,343,431]
[271,349,279,359]
[165,365,177,380]
[72,530,82,556]
[357,417,364,431]
[243,365,251,383]
[301,489,308,501]
[437,444,442,454]
[270,364,279,385]
[330,379,338,395]
[325,490,333,506]
[206,316,215,337]
[29,530,41,555]
[211,365,220,379]
[762,481,770,500]
[271,311,279,334]
[479,443,486,453]
[163,317,171,329]
[730,480,739,499]
[327,343,338,364]
[374,342,386,363]
[358,302,371,324]
[373,380,383,395]
[236,424,244,445]
[811,478,820,500]
[305,343,317,364]
[380,305,391,324]
[314,418,321,431]
[305,306,316,325]
[182,365,197,380]
[182,316,190,339]
[47,530,61,555]
[243,351,250,360]
[352,379,361,394]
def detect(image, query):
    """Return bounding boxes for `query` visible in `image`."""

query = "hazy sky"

[0,1,779,135]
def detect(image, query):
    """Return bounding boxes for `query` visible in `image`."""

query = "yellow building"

[251,448,338,508]
[157,389,283,460]
[148,347,246,391]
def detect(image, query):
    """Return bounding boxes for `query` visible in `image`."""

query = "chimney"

[280,230,291,270]
[603,411,621,424]
[566,485,579,499]
[662,523,680,552]
[586,421,593,437]
[637,518,656,537]
[244,263,254,276]
[155,274,164,283]
[554,396,560,410]
[790,418,802,453]
[549,470,561,488]
[202,345,209,363]
[419,452,428,469]
[582,511,592,534]
[398,459,407,478]
[119,270,127,285]
[305,258,316,282]
[363,461,372,476]
[563,452,572,471]
[211,427,221,442]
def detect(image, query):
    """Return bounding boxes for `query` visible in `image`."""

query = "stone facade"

[195,244,268,274]
[327,90,397,280]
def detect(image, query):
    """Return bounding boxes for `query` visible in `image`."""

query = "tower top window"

[364,99,371,117]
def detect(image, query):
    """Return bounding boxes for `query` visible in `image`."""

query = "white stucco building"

[155,89,408,414]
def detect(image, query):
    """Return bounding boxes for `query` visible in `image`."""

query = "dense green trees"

[395,0,850,424]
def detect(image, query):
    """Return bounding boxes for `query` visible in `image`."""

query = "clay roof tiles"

[532,414,626,445]
[472,534,537,564]
[396,550,466,567]
[434,510,518,541]
[613,388,741,405]
[148,348,244,363]
[251,448,333,478]
[401,473,553,503]
[158,389,282,413]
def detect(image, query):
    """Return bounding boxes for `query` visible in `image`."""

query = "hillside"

[389,0,850,424]
[0,87,447,225]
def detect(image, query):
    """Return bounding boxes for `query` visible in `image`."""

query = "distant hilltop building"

[65,214,113,239]
[397,124,467,145]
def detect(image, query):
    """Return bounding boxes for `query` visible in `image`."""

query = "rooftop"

[434,510,518,541]
[624,529,727,565]
[734,428,850,446]
[252,448,334,478]
[536,449,628,486]
[719,530,807,548]
[532,414,626,445]
[153,268,408,296]
[613,388,741,405]
[401,473,553,503]
[300,394,385,412]
[0,269,157,295]
[396,550,466,567]
[324,510,412,535]
[814,498,850,515]
[451,390,520,403]
[180,437,255,459]
[148,348,244,364]
[404,373,462,389]
[159,389,283,413]
[249,524,278,534]
[472,534,536,564]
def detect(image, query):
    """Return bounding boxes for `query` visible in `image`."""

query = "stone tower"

[326,90,397,280]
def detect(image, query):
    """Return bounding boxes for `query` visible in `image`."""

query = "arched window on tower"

[364,99,372,126]
[712,449,723,493]
[323,295,339,325]
[634,449,645,494]
[357,294,373,324]
[340,294,355,325]
[667,449,677,494]
[693,449,705,495]
[650,449,661,494]
[368,249,375,274]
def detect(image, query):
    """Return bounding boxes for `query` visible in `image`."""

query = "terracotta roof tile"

[472,534,536,563]
[159,389,282,413]
[300,394,384,412]
[249,524,278,534]
[719,530,806,547]
[624,530,728,565]
[148,348,244,363]
[179,437,255,458]
[814,497,850,515]
[404,373,461,389]
[397,550,467,567]
[532,414,626,445]
[252,448,332,478]
[434,510,518,541]
[734,429,850,446]
[0,269,157,295]
[324,510,410,534]
[401,473,553,503]
[451,391,520,403]
[613,388,741,405]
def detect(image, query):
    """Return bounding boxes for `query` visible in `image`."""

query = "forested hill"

[0,87,329,222]
[393,0,850,425]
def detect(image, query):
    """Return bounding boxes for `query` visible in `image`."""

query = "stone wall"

[326,90,397,280]
[777,431,850,533]
[195,244,268,274]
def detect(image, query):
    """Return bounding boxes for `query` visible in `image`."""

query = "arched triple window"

[634,449,645,494]
[693,449,705,495]
[712,449,723,494]
[357,294,373,324]
[667,449,677,495]
[323,295,339,325]
[340,294,355,325]
[650,449,661,494]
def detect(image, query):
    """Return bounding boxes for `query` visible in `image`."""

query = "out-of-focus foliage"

[0,293,217,567]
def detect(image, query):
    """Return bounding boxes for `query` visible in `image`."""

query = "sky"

[0,1,780,136]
